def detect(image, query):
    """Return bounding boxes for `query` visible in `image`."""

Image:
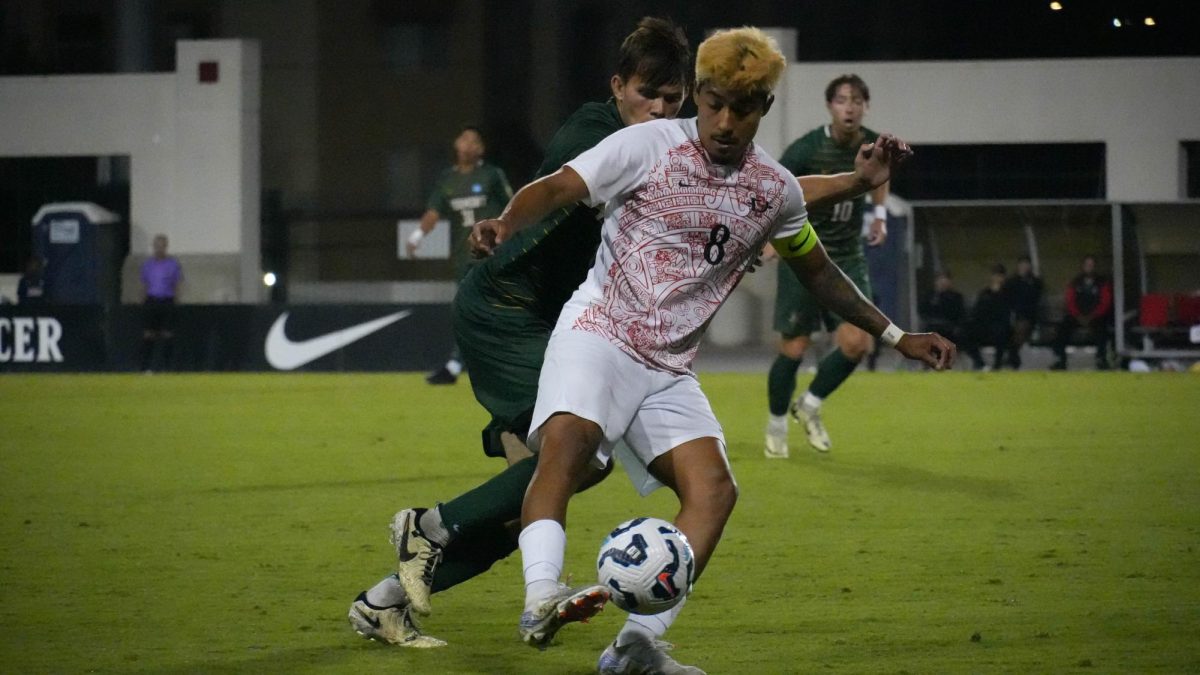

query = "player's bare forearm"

[499,167,586,233]
[796,135,907,209]
[418,209,440,234]
[796,173,871,209]
[786,241,890,338]
[871,182,889,209]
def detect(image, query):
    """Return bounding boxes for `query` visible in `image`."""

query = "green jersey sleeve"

[425,169,450,214]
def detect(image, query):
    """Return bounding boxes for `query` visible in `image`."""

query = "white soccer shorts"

[527,328,727,496]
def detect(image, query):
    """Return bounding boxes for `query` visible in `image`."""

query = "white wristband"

[407,228,425,247]
[874,205,888,220]
[880,322,905,348]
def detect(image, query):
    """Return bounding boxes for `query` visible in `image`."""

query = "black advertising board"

[0,304,455,372]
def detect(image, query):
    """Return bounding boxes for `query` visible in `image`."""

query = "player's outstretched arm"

[795,134,912,209]
[470,167,589,256]
[778,236,956,370]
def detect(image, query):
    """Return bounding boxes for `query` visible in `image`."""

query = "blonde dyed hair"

[695,27,786,95]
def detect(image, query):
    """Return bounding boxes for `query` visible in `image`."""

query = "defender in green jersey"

[765,74,892,458]
[351,19,694,661]
[406,126,513,385]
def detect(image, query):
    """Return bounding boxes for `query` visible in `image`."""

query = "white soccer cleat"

[518,583,609,650]
[598,635,706,674]
[791,401,832,453]
[389,508,443,616]
[348,592,446,648]
[764,420,790,459]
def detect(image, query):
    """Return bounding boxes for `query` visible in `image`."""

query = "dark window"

[890,143,1106,200]
[1184,142,1200,199]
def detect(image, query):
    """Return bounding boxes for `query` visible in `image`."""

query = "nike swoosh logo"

[265,310,411,370]
[397,525,415,562]
[353,607,382,629]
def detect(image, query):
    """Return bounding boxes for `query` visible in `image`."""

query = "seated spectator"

[920,270,967,350]
[1051,254,1113,370]
[1002,255,1042,370]
[965,264,1013,371]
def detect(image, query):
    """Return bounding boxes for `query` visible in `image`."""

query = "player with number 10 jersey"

[774,122,880,333]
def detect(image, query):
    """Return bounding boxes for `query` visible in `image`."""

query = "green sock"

[767,354,803,416]
[431,526,517,593]
[808,348,860,400]
[437,455,537,537]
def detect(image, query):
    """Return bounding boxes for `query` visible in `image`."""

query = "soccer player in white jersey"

[472,27,956,674]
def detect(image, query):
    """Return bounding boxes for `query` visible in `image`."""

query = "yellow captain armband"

[771,220,820,258]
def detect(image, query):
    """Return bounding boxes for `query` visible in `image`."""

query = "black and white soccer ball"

[596,517,695,615]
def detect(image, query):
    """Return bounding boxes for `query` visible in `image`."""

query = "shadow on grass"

[731,441,1018,501]
[815,459,1019,500]
[127,641,600,675]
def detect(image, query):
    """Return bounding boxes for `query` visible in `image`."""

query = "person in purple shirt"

[140,234,183,371]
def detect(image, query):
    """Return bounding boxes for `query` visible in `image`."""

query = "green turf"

[1,372,1197,674]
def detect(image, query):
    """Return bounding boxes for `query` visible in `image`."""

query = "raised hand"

[854,134,913,190]
[865,217,887,247]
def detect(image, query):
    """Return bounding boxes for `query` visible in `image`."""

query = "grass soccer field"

[1,372,1197,674]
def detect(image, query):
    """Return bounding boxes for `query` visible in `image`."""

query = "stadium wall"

[0,40,261,303]
[775,56,1200,203]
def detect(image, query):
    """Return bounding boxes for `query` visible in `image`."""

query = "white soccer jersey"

[560,117,810,374]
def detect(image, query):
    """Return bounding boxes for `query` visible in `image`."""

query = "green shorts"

[773,255,873,338]
[453,267,553,458]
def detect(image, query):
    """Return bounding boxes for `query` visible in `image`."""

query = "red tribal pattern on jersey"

[573,140,789,373]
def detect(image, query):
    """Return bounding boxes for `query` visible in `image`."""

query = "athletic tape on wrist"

[874,205,888,220]
[407,228,425,246]
[880,323,905,348]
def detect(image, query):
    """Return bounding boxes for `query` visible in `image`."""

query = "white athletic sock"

[768,414,788,434]
[445,359,463,376]
[615,595,688,647]
[800,391,823,412]
[365,573,407,607]
[520,519,566,612]
[417,505,452,547]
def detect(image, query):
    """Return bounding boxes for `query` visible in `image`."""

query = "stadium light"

[1144,16,1156,26]
[263,271,277,287]
[1112,18,1122,27]
[1049,1,1062,10]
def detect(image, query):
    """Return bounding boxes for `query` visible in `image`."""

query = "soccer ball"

[596,517,695,615]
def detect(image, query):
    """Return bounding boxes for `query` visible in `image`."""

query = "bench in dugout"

[1131,293,1200,350]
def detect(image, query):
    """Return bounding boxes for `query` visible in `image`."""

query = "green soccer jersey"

[473,100,625,324]
[426,162,513,278]
[779,125,878,259]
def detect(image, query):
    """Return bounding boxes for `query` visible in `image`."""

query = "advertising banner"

[0,304,454,373]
